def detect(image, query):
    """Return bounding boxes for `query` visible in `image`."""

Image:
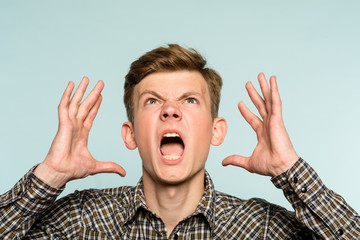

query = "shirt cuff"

[28,165,65,199]
[0,165,64,212]
[271,158,326,208]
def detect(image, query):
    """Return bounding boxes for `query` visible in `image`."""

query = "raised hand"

[34,77,126,188]
[222,73,298,177]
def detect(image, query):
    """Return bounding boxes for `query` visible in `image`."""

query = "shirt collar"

[124,177,148,223]
[123,171,217,230]
[189,170,216,230]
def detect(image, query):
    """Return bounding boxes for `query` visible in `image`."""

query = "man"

[0,44,359,239]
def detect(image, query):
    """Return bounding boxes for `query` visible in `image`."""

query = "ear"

[121,122,137,150]
[211,117,227,146]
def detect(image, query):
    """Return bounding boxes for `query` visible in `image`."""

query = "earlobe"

[121,122,137,150]
[211,117,227,146]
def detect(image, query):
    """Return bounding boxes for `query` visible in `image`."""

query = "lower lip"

[160,154,184,165]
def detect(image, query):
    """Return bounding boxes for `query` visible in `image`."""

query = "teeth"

[163,155,181,160]
[163,132,180,137]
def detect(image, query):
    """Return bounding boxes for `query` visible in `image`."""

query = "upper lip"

[159,129,185,147]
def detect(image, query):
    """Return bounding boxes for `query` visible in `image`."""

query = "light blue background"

[1,1,359,212]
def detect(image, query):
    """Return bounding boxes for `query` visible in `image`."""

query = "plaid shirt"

[0,158,359,239]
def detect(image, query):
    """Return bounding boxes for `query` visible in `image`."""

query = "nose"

[160,101,182,121]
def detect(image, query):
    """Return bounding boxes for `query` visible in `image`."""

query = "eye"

[146,98,158,105]
[185,98,197,104]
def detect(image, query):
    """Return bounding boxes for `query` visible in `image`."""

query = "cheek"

[133,117,153,148]
[134,114,156,152]
[188,114,214,142]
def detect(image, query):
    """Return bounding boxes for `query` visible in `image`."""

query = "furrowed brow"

[139,90,164,100]
[177,91,201,101]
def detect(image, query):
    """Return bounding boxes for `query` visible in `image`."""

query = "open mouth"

[160,132,184,160]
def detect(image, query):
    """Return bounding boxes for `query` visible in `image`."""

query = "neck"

[143,169,205,236]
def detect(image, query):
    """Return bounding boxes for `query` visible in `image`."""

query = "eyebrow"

[177,91,201,100]
[138,90,164,101]
[138,90,202,101]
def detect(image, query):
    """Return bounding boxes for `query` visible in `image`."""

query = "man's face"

[124,70,223,185]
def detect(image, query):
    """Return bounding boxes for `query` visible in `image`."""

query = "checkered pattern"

[0,159,359,239]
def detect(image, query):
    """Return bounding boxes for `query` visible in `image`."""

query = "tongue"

[160,143,184,156]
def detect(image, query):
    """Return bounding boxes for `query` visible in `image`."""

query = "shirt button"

[337,228,344,236]
[293,177,298,183]
[301,187,307,193]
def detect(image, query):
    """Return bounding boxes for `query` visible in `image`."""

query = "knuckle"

[83,121,92,130]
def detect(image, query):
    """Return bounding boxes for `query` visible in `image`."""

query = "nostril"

[162,113,180,119]
[161,103,181,120]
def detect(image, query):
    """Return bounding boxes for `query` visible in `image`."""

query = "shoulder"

[213,191,311,238]
[31,186,137,237]
[44,186,135,224]
[214,190,298,223]
[44,186,136,217]
[67,185,136,207]
[214,190,273,211]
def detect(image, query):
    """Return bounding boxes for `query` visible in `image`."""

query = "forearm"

[0,167,63,239]
[272,158,360,239]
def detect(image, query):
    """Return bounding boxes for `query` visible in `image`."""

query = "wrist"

[33,163,69,188]
[271,154,299,177]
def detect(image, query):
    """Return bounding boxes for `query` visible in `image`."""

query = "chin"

[154,167,204,186]
[156,170,189,185]
[158,178,185,186]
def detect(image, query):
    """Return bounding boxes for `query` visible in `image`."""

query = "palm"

[46,121,96,180]
[35,77,126,187]
[222,73,298,177]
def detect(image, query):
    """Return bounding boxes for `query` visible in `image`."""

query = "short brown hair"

[124,44,222,123]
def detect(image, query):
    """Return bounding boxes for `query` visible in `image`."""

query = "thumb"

[222,155,250,170]
[92,161,127,177]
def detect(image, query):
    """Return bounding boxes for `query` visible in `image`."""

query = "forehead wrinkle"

[174,78,210,101]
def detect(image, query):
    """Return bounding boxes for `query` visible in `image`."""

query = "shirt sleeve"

[271,158,360,239]
[0,166,64,239]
